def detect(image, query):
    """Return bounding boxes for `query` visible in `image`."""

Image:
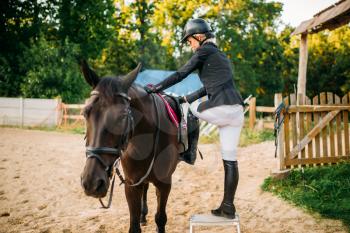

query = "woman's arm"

[184,87,207,103]
[146,49,207,93]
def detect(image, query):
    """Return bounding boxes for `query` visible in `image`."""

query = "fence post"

[56,98,62,126]
[249,97,256,129]
[19,97,24,128]
[274,93,285,171]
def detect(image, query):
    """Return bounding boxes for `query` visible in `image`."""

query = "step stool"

[189,213,241,233]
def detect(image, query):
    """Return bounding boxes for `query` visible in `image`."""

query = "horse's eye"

[83,105,92,118]
[82,109,89,118]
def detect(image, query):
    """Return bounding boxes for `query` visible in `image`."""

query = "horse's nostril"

[95,179,106,192]
[82,179,90,191]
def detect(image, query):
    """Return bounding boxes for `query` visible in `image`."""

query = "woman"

[145,18,244,219]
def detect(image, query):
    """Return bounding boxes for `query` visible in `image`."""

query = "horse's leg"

[154,182,171,233]
[140,183,149,226]
[125,185,143,233]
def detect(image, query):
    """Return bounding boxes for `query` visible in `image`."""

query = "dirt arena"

[0,128,347,233]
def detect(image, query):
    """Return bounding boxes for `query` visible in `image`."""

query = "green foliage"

[0,0,53,96]
[1,0,349,106]
[56,0,115,59]
[279,26,350,99]
[1,0,114,99]
[262,163,350,229]
[306,27,350,98]
[20,37,90,103]
[215,0,284,105]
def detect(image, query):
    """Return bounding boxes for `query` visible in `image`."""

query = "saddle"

[157,93,188,153]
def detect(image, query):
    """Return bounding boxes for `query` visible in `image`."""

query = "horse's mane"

[95,76,146,104]
[95,76,125,104]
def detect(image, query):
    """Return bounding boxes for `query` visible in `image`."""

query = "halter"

[84,90,160,209]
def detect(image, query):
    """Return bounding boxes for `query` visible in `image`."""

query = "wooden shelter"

[291,0,350,103]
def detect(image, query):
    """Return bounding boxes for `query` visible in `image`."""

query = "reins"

[274,101,288,158]
[85,91,160,209]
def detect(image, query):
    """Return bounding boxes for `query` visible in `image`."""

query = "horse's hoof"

[156,227,165,233]
[140,215,147,226]
[140,220,147,226]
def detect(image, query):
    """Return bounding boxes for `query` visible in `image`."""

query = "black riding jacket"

[155,42,244,112]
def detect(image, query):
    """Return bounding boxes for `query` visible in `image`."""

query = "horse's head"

[80,60,141,198]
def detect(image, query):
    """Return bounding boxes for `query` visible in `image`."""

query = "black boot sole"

[211,209,236,219]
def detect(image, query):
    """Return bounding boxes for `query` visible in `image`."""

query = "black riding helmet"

[181,18,214,43]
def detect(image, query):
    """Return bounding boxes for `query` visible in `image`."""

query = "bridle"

[85,90,134,175]
[84,90,133,208]
[84,90,160,209]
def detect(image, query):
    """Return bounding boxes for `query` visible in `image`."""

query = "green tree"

[306,26,350,98]
[280,25,350,99]
[0,0,53,96]
[102,0,176,76]
[213,0,284,105]
[20,37,90,103]
[56,0,115,60]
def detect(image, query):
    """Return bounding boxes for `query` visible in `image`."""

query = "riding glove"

[144,84,163,94]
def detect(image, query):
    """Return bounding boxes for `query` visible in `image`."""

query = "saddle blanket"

[156,93,180,128]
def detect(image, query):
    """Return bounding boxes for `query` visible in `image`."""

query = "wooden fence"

[248,97,275,129]
[60,103,85,126]
[275,92,350,170]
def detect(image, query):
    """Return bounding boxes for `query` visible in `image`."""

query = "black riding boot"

[180,110,199,165]
[211,160,239,219]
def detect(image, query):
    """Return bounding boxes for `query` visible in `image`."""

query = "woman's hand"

[144,85,157,94]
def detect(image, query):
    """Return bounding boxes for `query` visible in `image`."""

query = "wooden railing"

[60,103,85,126]
[248,97,275,129]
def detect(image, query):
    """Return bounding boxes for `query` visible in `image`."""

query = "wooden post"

[56,98,62,126]
[274,93,285,170]
[19,97,24,128]
[297,33,308,104]
[249,97,256,129]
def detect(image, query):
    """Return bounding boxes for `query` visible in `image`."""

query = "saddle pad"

[156,93,179,128]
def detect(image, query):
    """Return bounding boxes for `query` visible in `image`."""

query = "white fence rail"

[0,97,62,127]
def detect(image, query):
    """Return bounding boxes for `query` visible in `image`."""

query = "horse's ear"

[122,63,142,89]
[80,60,100,88]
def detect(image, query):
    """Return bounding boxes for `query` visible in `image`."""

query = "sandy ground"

[0,127,347,233]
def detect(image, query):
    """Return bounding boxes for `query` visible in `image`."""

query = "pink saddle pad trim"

[156,93,179,128]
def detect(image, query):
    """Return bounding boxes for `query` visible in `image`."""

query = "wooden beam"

[63,104,86,109]
[297,33,308,103]
[285,156,350,166]
[289,110,340,159]
[256,106,275,113]
[287,105,350,112]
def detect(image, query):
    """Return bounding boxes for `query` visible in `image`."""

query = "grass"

[199,127,275,147]
[262,163,350,230]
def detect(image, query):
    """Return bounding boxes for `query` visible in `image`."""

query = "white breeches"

[189,101,244,161]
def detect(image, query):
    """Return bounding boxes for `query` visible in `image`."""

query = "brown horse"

[80,61,180,233]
